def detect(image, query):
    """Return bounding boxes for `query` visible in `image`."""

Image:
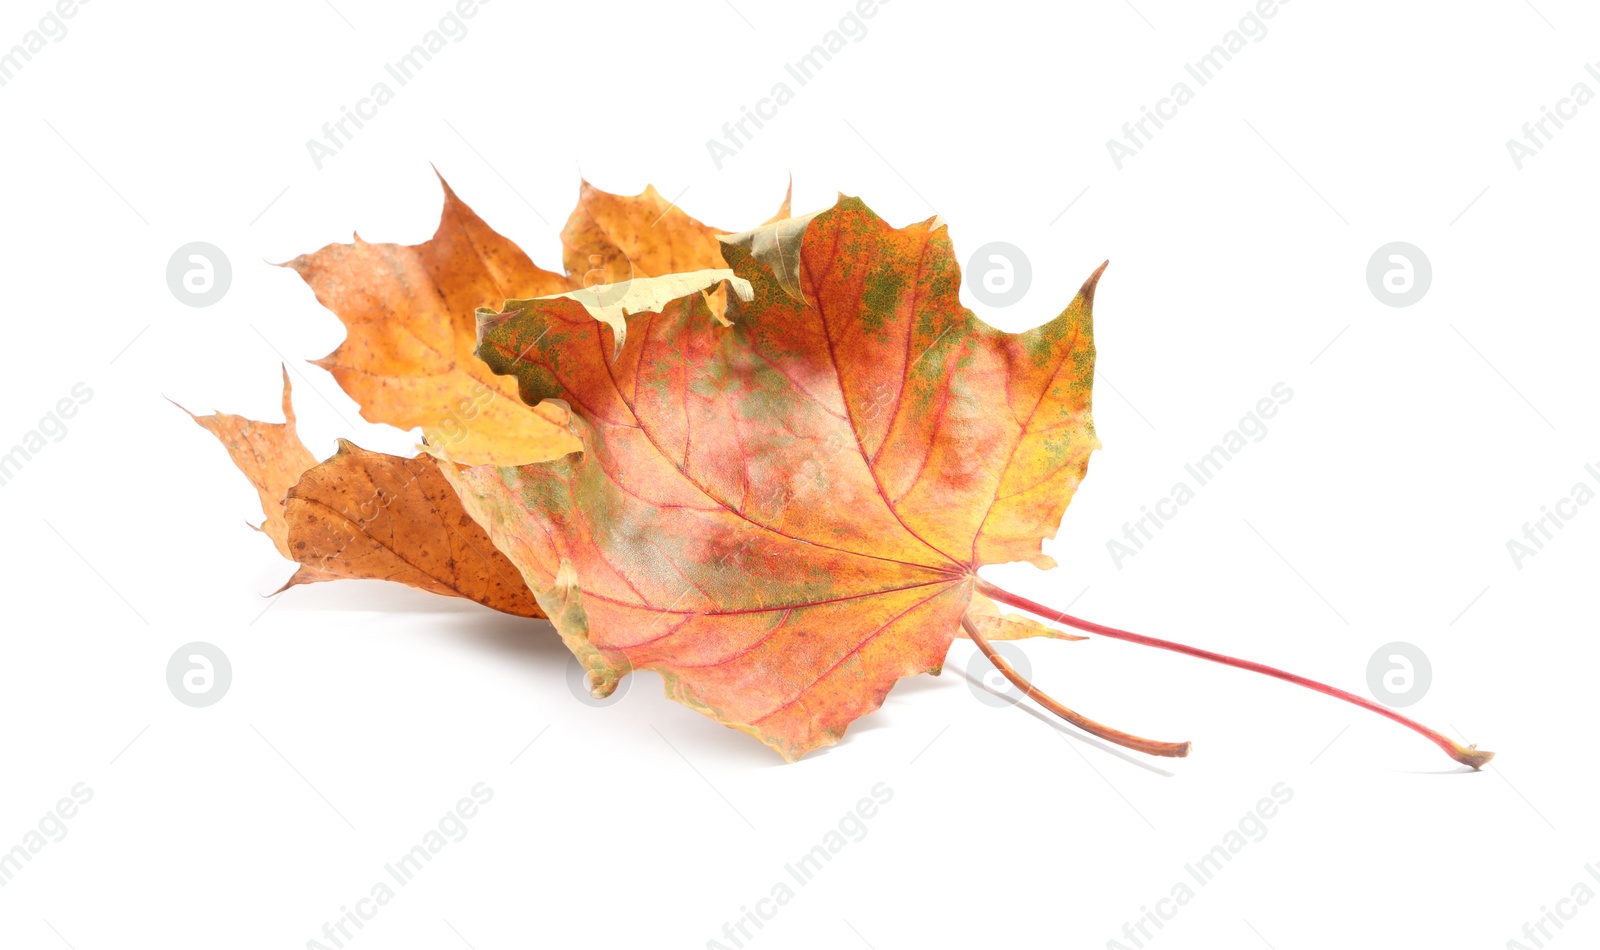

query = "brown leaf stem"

[961,612,1192,758]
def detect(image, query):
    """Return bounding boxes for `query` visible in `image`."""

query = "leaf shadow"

[949,666,1177,778]
[834,672,950,740]
[451,608,792,769]
[452,606,566,662]
[1385,765,1486,776]
[256,575,508,615]
[291,592,1177,774]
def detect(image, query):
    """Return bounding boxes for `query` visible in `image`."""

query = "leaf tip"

[166,394,199,420]
[1079,259,1110,309]
[433,169,468,215]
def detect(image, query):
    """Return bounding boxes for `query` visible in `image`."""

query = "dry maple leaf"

[443,195,1492,768]
[186,373,542,617]
[287,176,577,467]
[561,177,793,326]
[439,197,1119,760]
[560,177,792,289]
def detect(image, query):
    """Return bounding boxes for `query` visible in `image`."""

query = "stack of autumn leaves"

[192,177,1102,761]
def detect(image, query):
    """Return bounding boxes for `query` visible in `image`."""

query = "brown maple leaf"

[280,441,541,616]
[187,373,541,617]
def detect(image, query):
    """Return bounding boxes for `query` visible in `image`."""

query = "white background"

[1,1,1596,948]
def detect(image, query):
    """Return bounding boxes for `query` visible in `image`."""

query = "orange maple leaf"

[442,196,1104,759]
[287,177,576,467]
